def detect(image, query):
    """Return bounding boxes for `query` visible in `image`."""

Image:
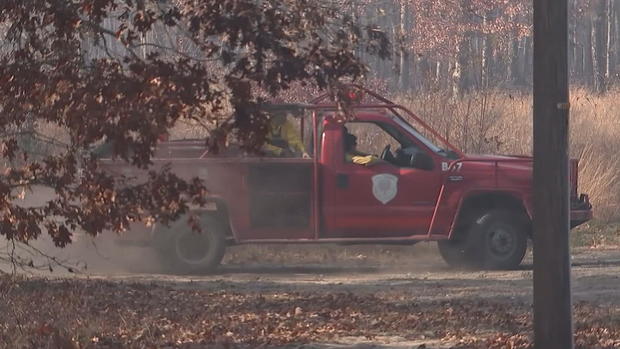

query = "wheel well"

[456,192,532,237]
[189,200,233,239]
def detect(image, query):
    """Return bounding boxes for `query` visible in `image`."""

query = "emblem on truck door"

[371,174,398,204]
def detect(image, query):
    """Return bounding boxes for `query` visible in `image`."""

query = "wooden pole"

[533,0,573,348]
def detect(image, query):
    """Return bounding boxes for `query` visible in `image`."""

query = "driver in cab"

[344,131,382,166]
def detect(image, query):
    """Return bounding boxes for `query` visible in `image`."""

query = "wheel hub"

[489,228,515,256]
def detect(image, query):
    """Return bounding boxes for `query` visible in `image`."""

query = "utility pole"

[533,0,573,348]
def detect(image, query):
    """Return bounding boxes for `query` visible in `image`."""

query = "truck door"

[238,110,316,241]
[321,120,443,238]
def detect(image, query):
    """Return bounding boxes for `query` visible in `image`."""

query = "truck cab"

[104,86,593,272]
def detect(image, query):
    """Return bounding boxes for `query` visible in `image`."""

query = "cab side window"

[343,121,433,170]
[345,122,400,156]
[262,112,310,158]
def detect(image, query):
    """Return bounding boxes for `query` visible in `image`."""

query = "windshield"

[389,114,445,155]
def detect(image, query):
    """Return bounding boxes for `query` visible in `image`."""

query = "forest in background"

[2,0,619,221]
[76,0,620,94]
[357,0,619,95]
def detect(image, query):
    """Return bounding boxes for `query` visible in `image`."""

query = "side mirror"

[410,152,434,171]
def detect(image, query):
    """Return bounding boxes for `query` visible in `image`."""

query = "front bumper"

[570,194,593,228]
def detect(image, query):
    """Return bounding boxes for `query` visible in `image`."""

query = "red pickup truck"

[103,86,592,272]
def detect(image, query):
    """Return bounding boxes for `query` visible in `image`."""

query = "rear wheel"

[153,214,226,274]
[438,209,529,270]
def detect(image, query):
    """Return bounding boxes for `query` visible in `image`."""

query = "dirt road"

[74,243,620,305]
[4,241,620,348]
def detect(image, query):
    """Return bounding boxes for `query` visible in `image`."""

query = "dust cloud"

[0,186,165,276]
[0,231,164,276]
[1,186,449,277]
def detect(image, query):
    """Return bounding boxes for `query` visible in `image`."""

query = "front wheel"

[153,214,226,274]
[475,210,528,270]
[437,229,480,269]
[438,209,529,270]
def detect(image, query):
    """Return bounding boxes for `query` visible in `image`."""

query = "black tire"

[437,228,481,269]
[474,210,528,270]
[438,209,529,270]
[153,214,226,274]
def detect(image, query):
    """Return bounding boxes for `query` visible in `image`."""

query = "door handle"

[336,173,349,188]
[447,175,464,182]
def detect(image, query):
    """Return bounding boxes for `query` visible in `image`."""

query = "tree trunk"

[524,36,534,86]
[571,8,586,85]
[569,0,578,79]
[435,60,442,88]
[533,0,573,347]
[452,0,473,94]
[481,14,491,89]
[456,38,474,94]
[615,3,620,79]
[616,0,620,78]
[481,37,488,89]
[605,0,613,80]
[583,17,595,87]
[592,0,608,94]
[510,38,524,86]
[451,56,462,99]
[591,16,601,91]
[398,1,411,90]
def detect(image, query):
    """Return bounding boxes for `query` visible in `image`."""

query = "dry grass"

[396,89,620,221]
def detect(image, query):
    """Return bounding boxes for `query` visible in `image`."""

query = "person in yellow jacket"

[344,132,381,166]
[263,112,309,158]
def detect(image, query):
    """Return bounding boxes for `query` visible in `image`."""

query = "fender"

[447,189,532,239]
[186,195,236,241]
